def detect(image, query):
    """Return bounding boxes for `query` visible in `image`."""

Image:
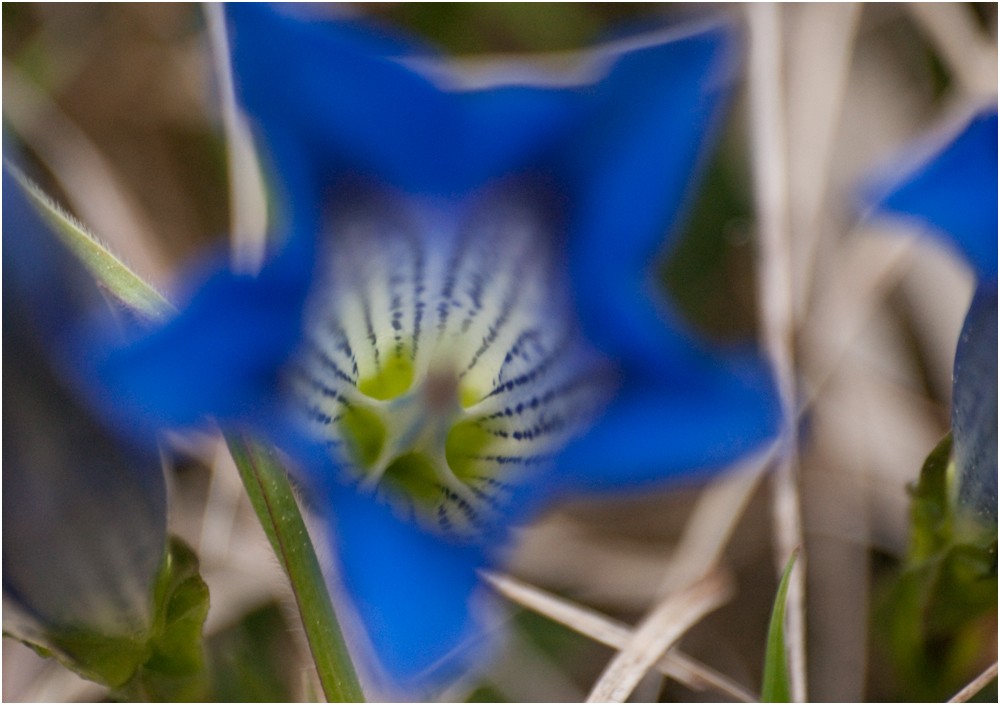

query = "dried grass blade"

[948,662,999,704]
[657,446,775,596]
[584,571,732,703]
[204,1,269,274]
[665,650,759,704]
[484,572,755,702]
[747,4,808,701]
[907,2,998,96]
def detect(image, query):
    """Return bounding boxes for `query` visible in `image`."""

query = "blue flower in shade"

[868,107,998,529]
[86,5,780,688]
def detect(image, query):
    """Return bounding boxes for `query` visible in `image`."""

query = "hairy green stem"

[226,433,364,703]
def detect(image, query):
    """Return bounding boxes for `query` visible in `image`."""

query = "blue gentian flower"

[868,106,998,530]
[83,5,780,689]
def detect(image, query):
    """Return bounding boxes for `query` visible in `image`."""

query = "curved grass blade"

[761,546,801,703]
[6,162,174,322]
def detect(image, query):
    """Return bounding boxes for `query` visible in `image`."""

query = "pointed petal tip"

[327,487,497,689]
[863,106,998,280]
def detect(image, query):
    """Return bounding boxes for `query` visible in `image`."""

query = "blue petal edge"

[555,350,780,491]
[228,3,585,197]
[564,21,738,368]
[869,107,998,280]
[328,484,494,687]
[80,237,314,440]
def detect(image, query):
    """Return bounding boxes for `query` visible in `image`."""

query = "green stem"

[226,433,365,703]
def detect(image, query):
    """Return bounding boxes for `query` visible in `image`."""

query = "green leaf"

[761,546,800,703]
[226,433,365,703]
[5,163,174,323]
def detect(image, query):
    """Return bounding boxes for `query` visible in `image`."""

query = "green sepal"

[116,537,211,701]
[5,163,174,323]
[874,433,998,701]
[761,546,799,703]
[44,630,150,691]
[8,536,210,701]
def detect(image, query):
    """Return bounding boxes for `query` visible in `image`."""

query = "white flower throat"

[292,194,604,538]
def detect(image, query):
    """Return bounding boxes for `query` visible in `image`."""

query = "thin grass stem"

[204,1,269,275]
[746,4,808,702]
